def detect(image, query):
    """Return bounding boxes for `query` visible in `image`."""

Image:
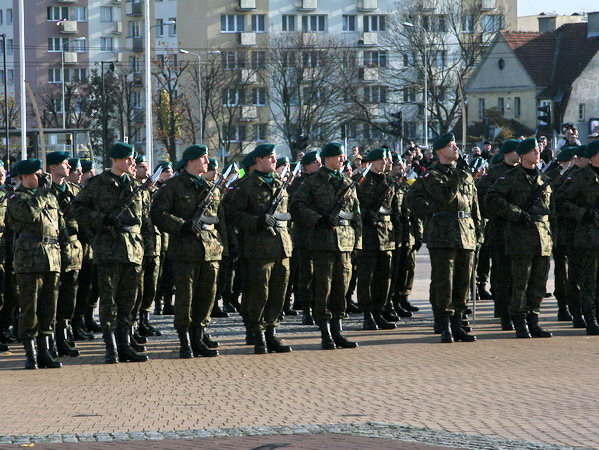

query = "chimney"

[538,15,557,33]
[588,12,599,38]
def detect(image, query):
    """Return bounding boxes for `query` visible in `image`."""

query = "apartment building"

[0,1,14,97]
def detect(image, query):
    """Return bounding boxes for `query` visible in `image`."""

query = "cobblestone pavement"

[0,252,596,449]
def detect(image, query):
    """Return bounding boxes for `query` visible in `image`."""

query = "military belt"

[18,233,59,244]
[200,224,215,231]
[338,219,350,226]
[378,207,392,215]
[531,215,548,222]
[119,225,141,233]
[433,211,471,219]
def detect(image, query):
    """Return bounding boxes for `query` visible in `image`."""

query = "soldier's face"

[324,155,344,171]
[136,162,148,179]
[439,142,458,162]
[522,146,540,166]
[504,152,519,166]
[20,172,39,189]
[255,154,276,173]
[305,159,321,174]
[51,159,70,178]
[371,159,385,174]
[68,166,82,184]
[0,165,5,185]
[112,156,136,175]
[575,157,589,167]
[159,168,173,182]
[204,169,217,181]
[187,155,209,175]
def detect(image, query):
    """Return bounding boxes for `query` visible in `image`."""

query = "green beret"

[516,138,537,155]
[109,142,135,159]
[135,155,146,164]
[81,160,94,173]
[253,143,276,158]
[391,153,400,165]
[46,151,70,166]
[575,145,587,158]
[363,148,389,162]
[0,160,4,168]
[320,142,344,157]
[175,159,186,172]
[68,158,80,169]
[584,141,599,159]
[300,150,320,166]
[182,144,208,161]
[491,153,504,164]
[13,158,42,175]
[155,161,173,172]
[556,146,578,162]
[241,152,256,170]
[500,139,520,154]
[432,133,455,151]
[276,156,289,168]
[208,158,219,171]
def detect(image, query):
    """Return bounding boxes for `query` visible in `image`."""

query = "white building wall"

[0,0,15,97]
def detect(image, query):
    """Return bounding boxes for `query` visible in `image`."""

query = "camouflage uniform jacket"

[151,170,226,262]
[0,186,8,264]
[397,183,423,248]
[229,172,292,260]
[71,169,147,265]
[7,186,65,273]
[140,182,161,259]
[405,163,480,250]
[486,165,553,256]
[356,171,401,251]
[290,167,362,253]
[556,164,599,249]
[546,164,578,248]
[155,180,169,255]
[287,174,314,251]
[48,181,83,272]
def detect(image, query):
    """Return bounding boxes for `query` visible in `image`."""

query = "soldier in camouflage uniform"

[45,152,86,358]
[151,145,225,358]
[229,144,293,354]
[0,161,9,353]
[406,133,479,343]
[475,139,521,330]
[556,141,599,335]
[486,138,553,339]
[7,159,65,369]
[356,148,402,330]
[71,143,149,364]
[290,142,360,350]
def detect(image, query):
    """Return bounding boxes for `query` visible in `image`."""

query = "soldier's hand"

[317,214,340,228]
[519,211,533,225]
[583,208,599,224]
[258,214,277,230]
[36,172,52,189]
[180,220,195,235]
[413,239,422,252]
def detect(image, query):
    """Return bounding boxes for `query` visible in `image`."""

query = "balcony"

[237,0,256,10]
[481,0,496,10]
[240,106,258,121]
[63,51,78,64]
[57,0,76,3]
[113,21,122,34]
[126,2,143,16]
[359,67,379,82]
[116,52,124,62]
[239,32,256,46]
[358,0,378,11]
[58,20,78,34]
[240,69,257,84]
[299,0,317,10]
[361,32,378,46]
[127,37,143,52]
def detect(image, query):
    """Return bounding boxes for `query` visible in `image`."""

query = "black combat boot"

[139,311,161,337]
[557,305,573,321]
[0,342,8,352]
[253,331,268,354]
[245,330,254,345]
[129,328,147,353]
[571,305,587,328]
[500,316,514,331]
[48,335,59,359]
[477,284,492,300]
[211,304,229,318]
[177,328,194,359]
[36,336,62,369]
[582,309,599,335]
[55,324,80,357]
[131,322,147,344]
[153,296,163,315]
[433,314,441,334]
[450,314,476,342]
[84,307,102,333]
[202,331,219,348]
[438,316,453,343]
[318,320,336,350]
[162,294,174,315]
[362,311,379,330]
[382,302,400,322]
[116,324,148,362]
[392,296,413,318]
[265,326,292,353]
[330,318,358,349]
[23,339,38,370]
[72,315,94,341]
[512,316,532,338]
[398,295,419,312]
[372,310,396,330]
[526,313,552,338]
[302,305,315,325]
[346,298,361,314]
[191,325,218,357]
[102,329,119,364]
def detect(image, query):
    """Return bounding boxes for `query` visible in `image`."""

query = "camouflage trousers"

[133,256,160,318]
[428,248,474,317]
[97,263,142,332]
[312,250,351,322]
[490,244,512,319]
[552,246,569,309]
[295,248,314,310]
[16,272,60,339]
[509,255,549,318]
[476,244,491,286]
[389,245,416,300]
[244,257,289,333]
[75,244,98,316]
[357,250,392,313]
[172,259,219,330]
[574,248,599,316]
[56,270,79,324]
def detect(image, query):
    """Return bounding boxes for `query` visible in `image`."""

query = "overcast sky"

[518,0,598,16]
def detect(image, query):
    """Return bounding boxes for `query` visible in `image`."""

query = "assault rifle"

[266,163,302,237]
[328,163,372,224]
[109,166,163,229]
[522,161,572,217]
[190,163,233,235]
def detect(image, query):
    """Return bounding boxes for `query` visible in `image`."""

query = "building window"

[421,15,430,32]
[128,21,141,37]
[72,7,87,22]
[129,56,139,72]
[482,14,504,32]
[226,125,247,142]
[255,124,267,142]
[251,51,265,69]
[363,51,387,68]
[403,53,414,67]
[364,85,387,104]
[222,51,246,70]
[6,69,13,84]
[72,39,86,52]
[363,123,381,139]
[168,17,176,36]
[404,122,417,139]
[462,15,474,33]
[302,15,326,32]
[498,97,505,115]
[155,18,164,36]
[100,37,114,52]
[282,15,296,32]
[403,87,416,103]
[343,15,356,32]
[514,96,521,118]
[0,10,4,24]
[101,7,113,22]
[221,15,245,32]
[48,68,62,84]
[252,14,266,32]
[579,103,585,121]
[48,37,69,52]
[72,68,87,82]
[479,98,485,119]
[363,15,385,32]
[7,39,12,55]
[302,51,321,68]
[223,88,245,106]
[252,87,266,106]
[6,8,12,24]
[47,6,69,21]
[435,50,446,67]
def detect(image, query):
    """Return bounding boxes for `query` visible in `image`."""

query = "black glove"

[519,211,533,225]
[258,214,277,230]
[413,239,423,252]
[317,214,340,228]
[180,220,195,235]
[102,215,117,228]
[365,210,380,225]
[583,208,599,224]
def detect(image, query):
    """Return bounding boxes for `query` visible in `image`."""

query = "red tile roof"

[500,31,556,86]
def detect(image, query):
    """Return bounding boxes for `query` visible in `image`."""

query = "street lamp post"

[100,61,116,167]
[179,49,220,145]
[60,36,86,131]
[403,22,428,148]
[0,34,9,168]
